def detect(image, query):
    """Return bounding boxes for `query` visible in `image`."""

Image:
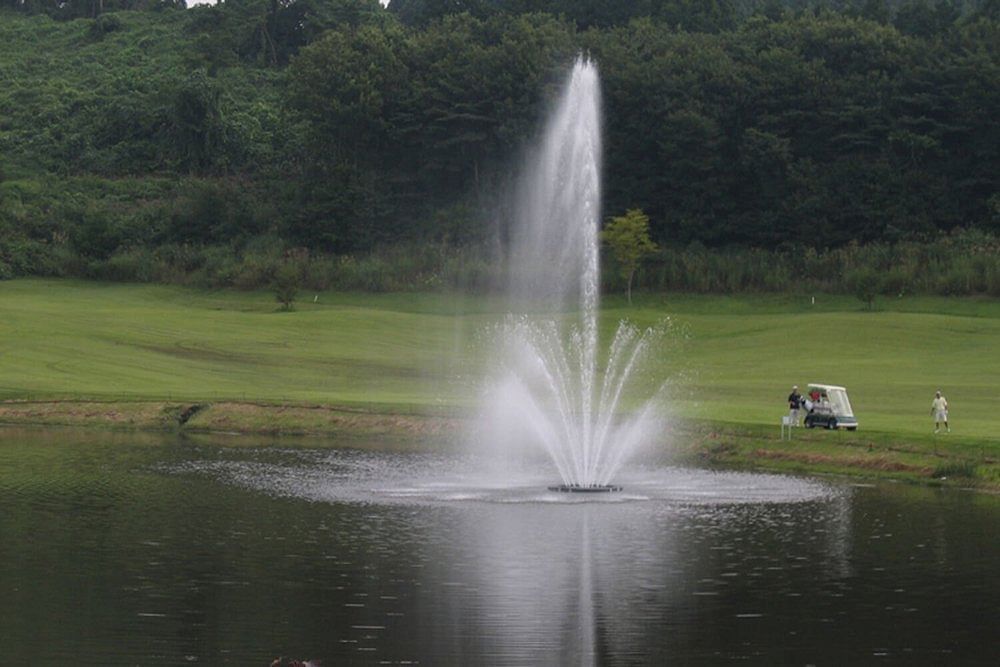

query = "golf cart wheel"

[846,426,857,431]
[826,419,837,430]
[805,419,815,429]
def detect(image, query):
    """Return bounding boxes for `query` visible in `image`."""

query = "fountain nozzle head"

[547,484,622,493]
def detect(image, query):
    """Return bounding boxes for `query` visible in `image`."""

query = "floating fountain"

[480,56,664,493]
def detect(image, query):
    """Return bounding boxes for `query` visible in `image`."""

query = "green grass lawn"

[0,279,496,410]
[599,292,1000,440]
[2,279,998,442]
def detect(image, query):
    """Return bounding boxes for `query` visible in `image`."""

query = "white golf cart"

[803,383,858,430]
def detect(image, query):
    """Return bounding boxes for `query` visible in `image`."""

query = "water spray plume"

[481,56,665,489]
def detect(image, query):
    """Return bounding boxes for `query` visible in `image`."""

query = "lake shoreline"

[0,399,460,439]
[3,398,997,492]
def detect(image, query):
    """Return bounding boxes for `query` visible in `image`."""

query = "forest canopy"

[1,0,998,288]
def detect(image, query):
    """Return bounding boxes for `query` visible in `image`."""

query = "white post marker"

[781,415,794,440]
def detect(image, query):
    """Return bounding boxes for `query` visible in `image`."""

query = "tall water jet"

[480,56,664,489]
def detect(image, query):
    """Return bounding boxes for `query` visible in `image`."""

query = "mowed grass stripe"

[0,280,479,407]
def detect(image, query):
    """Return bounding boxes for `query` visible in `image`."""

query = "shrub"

[935,268,970,295]
[88,14,124,41]
[846,268,881,310]
[233,252,281,290]
[932,461,977,479]
[91,248,154,282]
[440,251,497,292]
[153,244,206,274]
[880,268,909,297]
[333,255,390,292]
[987,266,1000,297]
[273,263,302,310]
[302,256,336,291]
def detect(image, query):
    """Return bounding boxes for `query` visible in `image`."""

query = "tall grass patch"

[616,230,1000,298]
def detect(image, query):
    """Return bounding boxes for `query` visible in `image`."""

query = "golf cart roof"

[807,383,855,419]
[808,383,846,392]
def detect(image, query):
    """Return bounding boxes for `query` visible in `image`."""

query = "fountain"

[109,57,861,667]
[172,58,834,509]
[479,56,664,492]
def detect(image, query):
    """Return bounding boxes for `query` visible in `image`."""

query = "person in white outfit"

[931,390,949,433]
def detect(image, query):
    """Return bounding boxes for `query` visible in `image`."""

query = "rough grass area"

[185,402,462,438]
[0,399,181,429]
[0,400,461,437]
[676,422,1000,491]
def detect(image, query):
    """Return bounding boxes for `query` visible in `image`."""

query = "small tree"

[846,268,881,310]
[601,208,658,305]
[273,263,302,311]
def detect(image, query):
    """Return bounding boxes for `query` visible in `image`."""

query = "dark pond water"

[1,426,998,665]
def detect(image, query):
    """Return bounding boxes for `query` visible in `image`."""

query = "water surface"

[1,427,998,664]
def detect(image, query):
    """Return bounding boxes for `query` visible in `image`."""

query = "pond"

[1,427,998,665]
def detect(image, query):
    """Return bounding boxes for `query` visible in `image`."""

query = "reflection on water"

[1,427,999,665]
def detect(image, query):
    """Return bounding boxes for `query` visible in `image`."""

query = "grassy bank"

[676,420,999,491]
[2,399,995,490]
[0,399,458,439]
[2,279,999,488]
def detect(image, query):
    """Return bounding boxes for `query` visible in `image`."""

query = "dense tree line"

[0,0,998,289]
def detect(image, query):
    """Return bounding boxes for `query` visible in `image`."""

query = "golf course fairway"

[1,279,997,487]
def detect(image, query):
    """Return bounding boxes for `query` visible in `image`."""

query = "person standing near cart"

[931,390,950,434]
[788,385,803,426]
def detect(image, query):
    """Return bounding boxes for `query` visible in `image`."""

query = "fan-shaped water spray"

[482,56,665,489]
